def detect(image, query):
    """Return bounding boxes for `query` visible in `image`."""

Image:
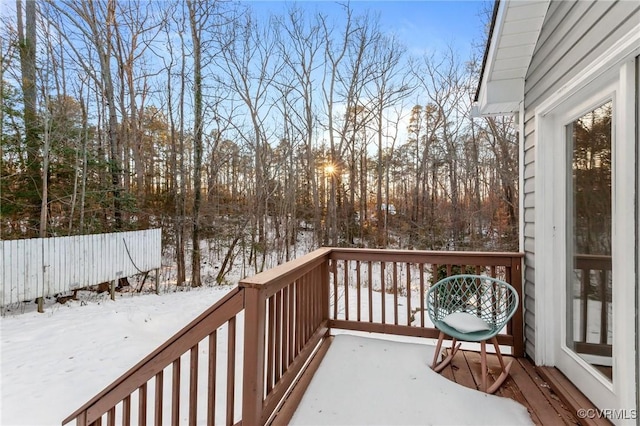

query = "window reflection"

[567,101,613,381]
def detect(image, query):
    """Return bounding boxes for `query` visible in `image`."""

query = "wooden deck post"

[510,256,524,358]
[241,285,266,425]
[321,257,330,333]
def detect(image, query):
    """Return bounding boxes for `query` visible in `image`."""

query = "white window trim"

[615,58,638,421]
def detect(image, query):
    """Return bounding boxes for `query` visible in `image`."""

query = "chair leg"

[480,340,487,392]
[433,338,461,373]
[491,336,506,370]
[432,331,445,369]
[486,336,514,394]
[433,335,511,394]
[486,361,514,394]
[431,332,461,373]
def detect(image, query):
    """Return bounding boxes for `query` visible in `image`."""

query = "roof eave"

[475,0,550,116]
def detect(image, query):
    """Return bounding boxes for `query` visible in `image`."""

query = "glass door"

[539,55,638,423]
[566,102,613,381]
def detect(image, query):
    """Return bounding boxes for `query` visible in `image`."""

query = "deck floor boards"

[438,349,598,425]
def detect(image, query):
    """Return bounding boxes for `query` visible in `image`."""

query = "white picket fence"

[0,229,162,307]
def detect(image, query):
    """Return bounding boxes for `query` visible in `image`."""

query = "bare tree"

[413,47,469,247]
[16,0,40,236]
[275,5,324,246]
[217,8,282,272]
[483,115,519,248]
[1,1,521,266]
[186,0,205,287]
[365,33,412,246]
[48,0,126,230]
[320,7,380,246]
[167,4,188,285]
[112,1,163,227]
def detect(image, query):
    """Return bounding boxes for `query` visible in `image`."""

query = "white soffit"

[477,0,549,115]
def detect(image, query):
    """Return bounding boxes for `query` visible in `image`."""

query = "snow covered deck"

[287,334,532,425]
[24,247,605,426]
[279,333,601,426]
[1,265,606,425]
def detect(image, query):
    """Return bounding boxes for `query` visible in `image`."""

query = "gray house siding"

[522,113,536,359]
[521,0,640,361]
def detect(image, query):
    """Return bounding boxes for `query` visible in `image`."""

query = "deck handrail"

[62,248,523,426]
[62,287,244,425]
[239,248,332,425]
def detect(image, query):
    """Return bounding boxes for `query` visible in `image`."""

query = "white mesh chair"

[426,274,519,393]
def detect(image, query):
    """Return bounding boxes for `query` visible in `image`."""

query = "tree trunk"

[187,0,202,287]
[16,0,40,236]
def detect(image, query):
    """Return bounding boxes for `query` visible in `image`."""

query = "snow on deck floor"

[290,334,533,426]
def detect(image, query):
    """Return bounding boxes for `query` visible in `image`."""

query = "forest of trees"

[1,1,519,285]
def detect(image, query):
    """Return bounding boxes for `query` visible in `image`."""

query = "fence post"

[38,238,45,313]
[241,285,266,425]
[155,268,160,295]
[111,272,123,301]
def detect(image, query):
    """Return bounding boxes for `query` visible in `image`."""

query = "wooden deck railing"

[62,248,523,426]
[62,287,245,426]
[327,248,524,357]
[239,248,332,425]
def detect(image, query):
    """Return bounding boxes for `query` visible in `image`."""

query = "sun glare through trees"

[1,0,518,285]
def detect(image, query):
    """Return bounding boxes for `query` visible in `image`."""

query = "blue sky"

[245,1,489,59]
[240,1,490,148]
[0,0,488,65]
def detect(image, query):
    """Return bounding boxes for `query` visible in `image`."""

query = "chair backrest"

[427,274,519,330]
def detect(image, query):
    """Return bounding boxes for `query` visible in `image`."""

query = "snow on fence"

[1,229,161,307]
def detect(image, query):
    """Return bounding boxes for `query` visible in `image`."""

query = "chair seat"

[433,319,499,342]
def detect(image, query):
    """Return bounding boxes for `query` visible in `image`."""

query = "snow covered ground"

[1,285,532,426]
[0,287,234,426]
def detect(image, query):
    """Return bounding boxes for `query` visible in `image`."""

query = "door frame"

[533,29,638,419]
